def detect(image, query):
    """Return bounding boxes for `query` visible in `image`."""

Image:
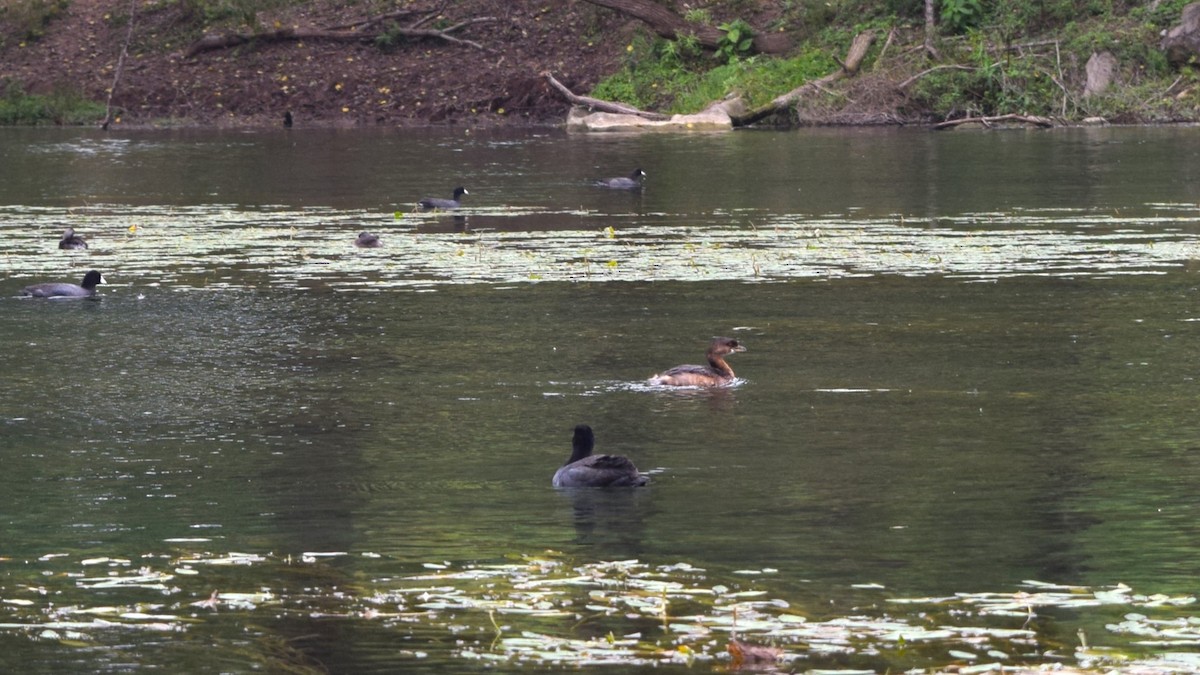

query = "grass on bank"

[0,80,105,126]
[589,0,1200,123]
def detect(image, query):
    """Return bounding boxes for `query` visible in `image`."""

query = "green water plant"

[3,549,1198,671]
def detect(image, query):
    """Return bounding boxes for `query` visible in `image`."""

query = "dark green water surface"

[2,126,1200,673]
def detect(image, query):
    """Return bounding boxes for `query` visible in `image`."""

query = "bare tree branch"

[897,64,975,91]
[102,0,136,129]
[541,72,668,120]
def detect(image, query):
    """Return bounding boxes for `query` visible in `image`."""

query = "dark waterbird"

[552,425,648,488]
[354,231,382,248]
[418,186,468,210]
[595,168,646,190]
[649,337,747,387]
[58,227,87,250]
[20,270,105,298]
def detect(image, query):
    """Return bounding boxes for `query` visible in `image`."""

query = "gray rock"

[1161,2,1200,67]
[1083,51,1118,97]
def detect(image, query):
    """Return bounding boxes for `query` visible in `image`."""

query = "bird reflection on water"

[557,485,654,556]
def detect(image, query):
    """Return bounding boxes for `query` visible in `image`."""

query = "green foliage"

[940,0,982,34]
[905,29,1061,117]
[715,18,755,64]
[591,35,834,114]
[0,0,70,46]
[0,79,105,126]
[985,0,1114,39]
[1130,0,1196,29]
[899,0,1196,123]
[1064,18,1172,78]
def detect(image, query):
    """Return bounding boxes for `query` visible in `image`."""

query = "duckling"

[58,227,88,250]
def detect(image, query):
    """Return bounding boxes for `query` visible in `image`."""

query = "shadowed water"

[2,126,1200,673]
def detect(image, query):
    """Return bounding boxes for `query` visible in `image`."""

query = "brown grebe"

[649,337,747,387]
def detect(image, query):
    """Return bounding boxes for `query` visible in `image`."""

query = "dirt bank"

[1,0,632,127]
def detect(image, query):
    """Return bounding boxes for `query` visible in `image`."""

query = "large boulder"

[1162,2,1200,67]
[1083,51,1118,97]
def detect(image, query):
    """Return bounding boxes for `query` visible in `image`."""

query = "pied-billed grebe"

[21,270,105,298]
[649,337,747,387]
[59,227,88,250]
[595,168,646,190]
[553,425,648,488]
[354,231,382,248]
[418,186,468,210]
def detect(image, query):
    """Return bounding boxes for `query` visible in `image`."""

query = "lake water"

[2,125,1200,673]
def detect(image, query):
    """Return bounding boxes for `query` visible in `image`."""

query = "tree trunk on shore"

[923,0,940,58]
[581,0,792,54]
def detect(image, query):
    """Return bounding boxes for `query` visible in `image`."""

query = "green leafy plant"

[715,19,755,64]
[940,0,983,34]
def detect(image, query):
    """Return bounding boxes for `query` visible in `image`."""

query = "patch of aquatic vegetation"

[2,551,1199,672]
[2,203,1200,290]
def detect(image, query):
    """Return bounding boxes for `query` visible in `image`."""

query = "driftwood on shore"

[729,30,877,127]
[185,11,493,58]
[541,72,667,120]
[931,114,1055,129]
[543,29,879,132]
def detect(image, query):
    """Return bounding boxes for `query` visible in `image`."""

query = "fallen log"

[541,72,668,120]
[932,113,1055,130]
[730,30,876,127]
[185,16,493,59]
